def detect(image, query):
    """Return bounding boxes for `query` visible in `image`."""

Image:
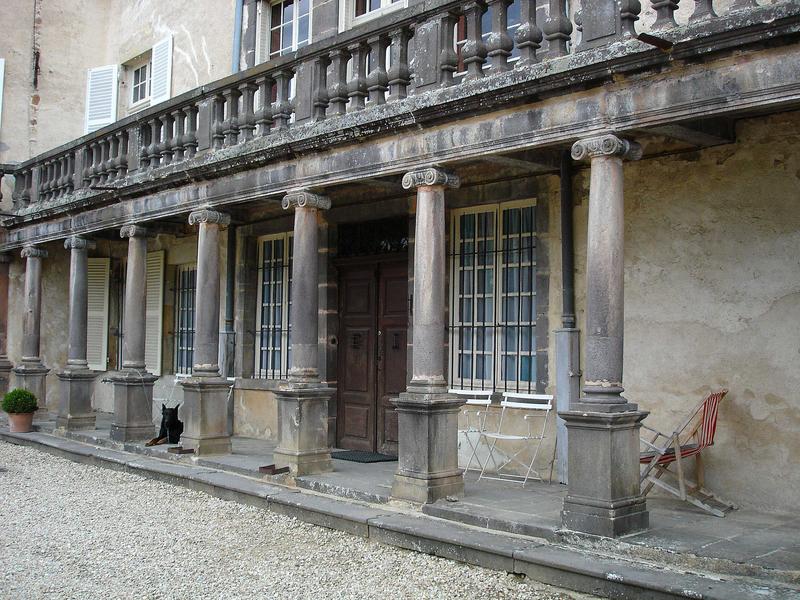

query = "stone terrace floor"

[5,411,799,587]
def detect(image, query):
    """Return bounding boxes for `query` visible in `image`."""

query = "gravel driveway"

[0,441,596,600]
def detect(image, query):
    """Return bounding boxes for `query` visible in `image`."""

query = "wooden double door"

[337,257,408,456]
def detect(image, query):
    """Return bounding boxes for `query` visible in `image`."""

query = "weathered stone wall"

[570,111,800,514]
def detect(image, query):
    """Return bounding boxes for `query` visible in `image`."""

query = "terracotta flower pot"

[7,412,34,433]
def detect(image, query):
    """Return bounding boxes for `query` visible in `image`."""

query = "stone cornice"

[21,245,48,259]
[282,190,331,210]
[119,224,151,239]
[188,208,231,226]
[64,236,96,251]
[401,167,460,190]
[571,134,643,161]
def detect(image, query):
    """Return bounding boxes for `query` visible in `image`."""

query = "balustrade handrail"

[2,0,796,214]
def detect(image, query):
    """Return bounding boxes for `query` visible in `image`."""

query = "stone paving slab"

[2,426,798,600]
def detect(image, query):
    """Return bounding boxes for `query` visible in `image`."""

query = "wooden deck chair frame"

[639,389,736,517]
[478,392,553,486]
[451,389,493,472]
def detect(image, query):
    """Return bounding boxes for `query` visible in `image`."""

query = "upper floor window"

[256,0,311,65]
[130,59,151,108]
[338,0,406,31]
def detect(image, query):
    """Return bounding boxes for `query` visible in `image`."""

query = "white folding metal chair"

[450,389,493,472]
[478,392,553,486]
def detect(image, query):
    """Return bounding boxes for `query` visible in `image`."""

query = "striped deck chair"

[639,390,736,517]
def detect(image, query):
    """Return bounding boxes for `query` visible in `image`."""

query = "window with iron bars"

[174,264,197,375]
[449,200,538,393]
[255,233,293,379]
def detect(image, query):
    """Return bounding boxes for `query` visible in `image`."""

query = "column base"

[13,362,50,414]
[109,369,157,442]
[180,376,233,455]
[0,359,14,397]
[273,384,335,476]
[55,369,97,431]
[391,390,465,504]
[559,407,649,538]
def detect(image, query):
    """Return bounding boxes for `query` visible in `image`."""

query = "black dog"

[145,404,184,446]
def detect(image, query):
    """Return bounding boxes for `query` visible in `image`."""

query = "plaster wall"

[570,111,800,514]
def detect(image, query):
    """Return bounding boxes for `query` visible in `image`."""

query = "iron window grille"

[448,200,539,394]
[174,264,197,375]
[255,233,293,379]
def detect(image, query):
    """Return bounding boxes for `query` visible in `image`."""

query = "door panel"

[377,262,408,455]
[337,268,377,451]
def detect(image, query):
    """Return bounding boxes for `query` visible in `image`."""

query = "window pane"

[298,0,310,15]
[282,23,293,52]
[298,16,309,47]
[355,0,367,16]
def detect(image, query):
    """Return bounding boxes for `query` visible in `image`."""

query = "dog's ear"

[176,403,181,410]
[162,403,166,410]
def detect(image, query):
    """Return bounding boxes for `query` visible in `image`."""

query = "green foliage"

[2,388,38,414]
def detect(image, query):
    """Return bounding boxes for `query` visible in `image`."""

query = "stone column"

[391,167,465,504]
[273,190,335,476]
[56,236,97,431]
[0,254,13,395]
[180,208,233,455]
[560,134,649,537]
[109,224,157,442]
[13,245,50,412]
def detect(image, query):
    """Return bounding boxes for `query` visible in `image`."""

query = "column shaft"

[194,221,221,374]
[290,205,320,381]
[122,234,148,370]
[0,257,10,360]
[22,254,43,362]
[67,240,90,368]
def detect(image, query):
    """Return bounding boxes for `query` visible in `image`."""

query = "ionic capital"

[188,208,231,226]
[120,224,151,239]
[281,190,331,211]
[21,245,48,259]
[401,167,460,190]
[64,236,96,251]
[571,134,642,162]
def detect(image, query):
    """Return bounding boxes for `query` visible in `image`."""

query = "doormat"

[331,450,398,463]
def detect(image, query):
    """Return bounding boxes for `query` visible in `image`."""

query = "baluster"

[171,109,185,162]
[23,170,32,205]
[312,57,331,121]
[255,76,275,135]
[100,138,111,183]
[57,156,67,196]
[543,0,572,58]
[690,0,717,21]
[239,82,258,142]
[160,114,175,164]
[116,131,129,177]
[108,136,119,181]
[462,1,488,81]
[222,88,241,146]
[211,95,225,149]
[651,0,678,30]
[620,0,641,39]
[515,0,542,67]
[327,49,350,116]
[41,161,51,200]
[272,69,294,129]
[347,42,369,112]
[148,118,162,169]
[731,0,757,10]
[82,148,93,185]
[366,36,389,107]
[487,0,514,73]
[89,142,101,186]
[65,152,75,193]
[183,105,199,158]
[438,14,458,87]
[388,27,412,100]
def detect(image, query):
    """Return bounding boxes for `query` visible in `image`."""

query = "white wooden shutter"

[255,1,270,64]
[145,250,165,376]
[86,258,110,371]
[150,37,173,105]
[0,58,5,129]
[84,64,118,133]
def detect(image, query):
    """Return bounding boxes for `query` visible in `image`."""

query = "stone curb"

[2,429,797,600]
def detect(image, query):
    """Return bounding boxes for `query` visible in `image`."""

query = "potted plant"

[2,389,38,433]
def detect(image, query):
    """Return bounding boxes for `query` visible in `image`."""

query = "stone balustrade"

[2,0,791,214]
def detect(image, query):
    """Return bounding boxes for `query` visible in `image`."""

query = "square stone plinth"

[13,362,50,414]
[560,408,649,538]
[109,370,157,442]
[56,369,97,431]
[391,391,465,504]
[180,376,233,455]
[273,385,335,476]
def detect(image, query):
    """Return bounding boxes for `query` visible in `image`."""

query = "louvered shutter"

[86,258,110,371]
[255,1,271,64]
[0,58,5,129]
[150,37,173,105]
[84,65,118,133]
[145,250,165,376]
